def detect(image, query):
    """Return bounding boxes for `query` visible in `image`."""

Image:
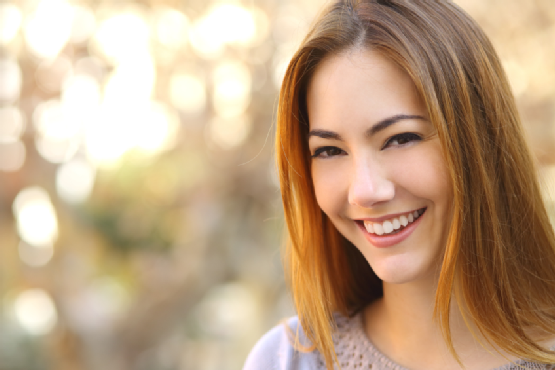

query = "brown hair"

[277,0,555,368]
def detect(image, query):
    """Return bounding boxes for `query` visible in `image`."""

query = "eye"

[311,146,346,158]
[382,132,422,150]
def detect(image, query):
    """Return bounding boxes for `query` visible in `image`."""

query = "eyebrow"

[308,114,426,140]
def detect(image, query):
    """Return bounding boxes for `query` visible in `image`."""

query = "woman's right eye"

[311,146,345,158]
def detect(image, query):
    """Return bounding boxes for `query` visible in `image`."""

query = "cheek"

[311,162,350,214]
[425,153,452,205]
[388,145,451,202]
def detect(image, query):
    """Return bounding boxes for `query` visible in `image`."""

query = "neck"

[366,272,450,350]
[363,274,512,369]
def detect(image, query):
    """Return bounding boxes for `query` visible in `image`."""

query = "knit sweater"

[243,313,555,370]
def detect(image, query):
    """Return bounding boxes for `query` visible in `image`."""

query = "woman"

[245,1,555,369]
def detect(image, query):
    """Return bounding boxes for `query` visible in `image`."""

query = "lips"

[356,208,427,248]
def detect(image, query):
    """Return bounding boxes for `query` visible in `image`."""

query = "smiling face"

[306,49,453,285]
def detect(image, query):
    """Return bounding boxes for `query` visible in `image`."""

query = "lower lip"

[357,210,425,248]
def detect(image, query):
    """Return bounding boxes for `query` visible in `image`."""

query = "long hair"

[277,0,555,369]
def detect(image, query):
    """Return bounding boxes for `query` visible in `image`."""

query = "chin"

[365,254,438,285]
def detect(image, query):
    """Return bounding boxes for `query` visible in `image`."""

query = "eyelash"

[311,132,422,158]
[381,132,422,149]
[311,146,345,158]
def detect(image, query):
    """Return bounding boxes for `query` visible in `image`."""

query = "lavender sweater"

[243,313,555,370]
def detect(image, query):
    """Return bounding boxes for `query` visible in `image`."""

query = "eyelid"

[381,132,423,150]
[311,146,331,158]
[311,145,344,158]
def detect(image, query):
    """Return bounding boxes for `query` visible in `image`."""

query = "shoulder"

[243,316,319,370]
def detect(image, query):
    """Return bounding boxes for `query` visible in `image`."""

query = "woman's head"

[278,0,555,368]
[307,48,453,285]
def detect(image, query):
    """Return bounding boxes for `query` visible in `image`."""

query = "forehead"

[306,49,426,131]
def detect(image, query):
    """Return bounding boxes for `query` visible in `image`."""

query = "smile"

[356,208,427,248]
[364,208,425,235]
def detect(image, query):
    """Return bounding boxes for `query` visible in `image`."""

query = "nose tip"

[348,166,395,208]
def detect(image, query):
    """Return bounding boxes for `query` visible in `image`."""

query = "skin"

[306,48,525,369]
[307,48,452,287]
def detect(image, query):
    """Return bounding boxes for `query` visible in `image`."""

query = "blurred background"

[0,0,553,369]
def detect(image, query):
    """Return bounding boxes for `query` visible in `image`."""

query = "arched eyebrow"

[308,114,426,140]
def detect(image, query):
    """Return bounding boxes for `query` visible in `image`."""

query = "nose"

[348,158,395,208]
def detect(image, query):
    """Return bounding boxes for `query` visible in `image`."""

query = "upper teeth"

[364,209,424,236]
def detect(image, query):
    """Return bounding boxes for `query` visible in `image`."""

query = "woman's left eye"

[382,132,422,149]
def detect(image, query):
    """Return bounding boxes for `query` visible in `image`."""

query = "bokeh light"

[33,99,81,163]
[189,17,225,59]
[0,3,22,45]
[83,108,130,166]
[103,56,156,105]
[13,289,58,335]
[0,105,26,171]
[213,60,252,118]
[0,58,22,103]
[154,7,190,50]
[189,4,257,59]
[207,115,252,150]
[56,157,96,204]
[134,102,180,153]
[169,73,207,114]
[61,74,102,117]
[13,187,58,248]
[68,5,96,45]
[207,4,256,46]
[84,100,176,166]
[0,106,25,141]
[93,9,150,64]
[23,0,73,60]
[250,7,271,47]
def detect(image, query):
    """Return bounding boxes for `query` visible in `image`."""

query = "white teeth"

[374,223,384,235]
[392,218,401,230]
[383,221,393,234]
[363,209,425,236]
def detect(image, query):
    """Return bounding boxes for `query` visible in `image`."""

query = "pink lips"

[356,209,425,248]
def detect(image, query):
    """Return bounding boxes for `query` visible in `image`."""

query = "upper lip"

[354,207,425,223]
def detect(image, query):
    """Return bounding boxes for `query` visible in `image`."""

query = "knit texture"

[244,313,555,370]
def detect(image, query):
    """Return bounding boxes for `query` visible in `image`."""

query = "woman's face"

[307,49,453,284]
